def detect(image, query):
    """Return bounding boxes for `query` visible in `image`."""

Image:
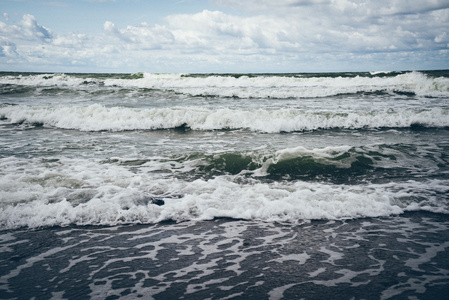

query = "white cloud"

[214,0,449,16]
[0,1,448,72]
[435,32,447,43]
[0,14,53,42]
[19,14,53,40]
[160,4,447,56]
[0,41,18,58]
[104,21,174,48]
[164,10,309,55]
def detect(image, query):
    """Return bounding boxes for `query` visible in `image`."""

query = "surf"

[1,104,448,132]
[1,70,448,99]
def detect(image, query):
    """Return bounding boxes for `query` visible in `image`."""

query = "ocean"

[0,70,448,299]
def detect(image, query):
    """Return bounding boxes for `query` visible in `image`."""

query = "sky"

[1,0,448,73]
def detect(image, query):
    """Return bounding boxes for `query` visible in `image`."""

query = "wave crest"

[1,71,448,98]
[1,104,448,132]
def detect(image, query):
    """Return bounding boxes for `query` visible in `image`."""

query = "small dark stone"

[151,198,165,206]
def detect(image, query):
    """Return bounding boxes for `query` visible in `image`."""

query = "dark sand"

[1,212,449,299]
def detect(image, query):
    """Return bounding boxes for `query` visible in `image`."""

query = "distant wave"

[1,104,448,132]
[1,71,448,98]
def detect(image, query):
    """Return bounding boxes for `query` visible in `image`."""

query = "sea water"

[0,71,449,299]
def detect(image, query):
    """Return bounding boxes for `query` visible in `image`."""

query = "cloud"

[214,0,449,15]
[19,14,53,40]
[96,5,448,71]
[378,0,449,15]
[0,0,448,73]
[163,10,313,55]
[0,41,18,58]
[0,14,53,42]
[103,21,119,36]
[103,21,174,48]
[161,5,447,56]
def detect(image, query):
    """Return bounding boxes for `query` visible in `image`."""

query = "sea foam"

[1,173,447,230]
[1,104,448,132]
[1,155,448,229]
[1,71,448,98]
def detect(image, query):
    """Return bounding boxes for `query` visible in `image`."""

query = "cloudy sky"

[1,0,448,73]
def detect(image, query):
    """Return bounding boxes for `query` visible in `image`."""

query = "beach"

[1,212,449,299]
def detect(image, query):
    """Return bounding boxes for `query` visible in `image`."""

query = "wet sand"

[1,212,449,299]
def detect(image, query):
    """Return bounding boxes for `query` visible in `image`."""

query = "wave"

[1,172,448,231]
[1,71,448,98]
[124,144,442,185]
[1,142,448,230]
[147,144,444,184]
[1,167,447,230]
[1,104,448,132]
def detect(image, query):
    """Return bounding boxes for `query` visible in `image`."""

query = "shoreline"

[1,211,449,299]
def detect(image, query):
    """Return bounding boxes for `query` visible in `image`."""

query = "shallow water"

[1,212,448,299]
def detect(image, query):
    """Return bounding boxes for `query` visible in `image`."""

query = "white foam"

[1,156,447,230]
[99,72,449,98]
[0,73,86,87]
[254,145,355,176]
[1,71,448,98]
[1,104,448,132]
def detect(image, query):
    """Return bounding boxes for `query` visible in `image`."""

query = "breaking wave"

[1,164,448,230]
[0,71,448,98]
[1,104,448,132]
[1,143,448,230]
